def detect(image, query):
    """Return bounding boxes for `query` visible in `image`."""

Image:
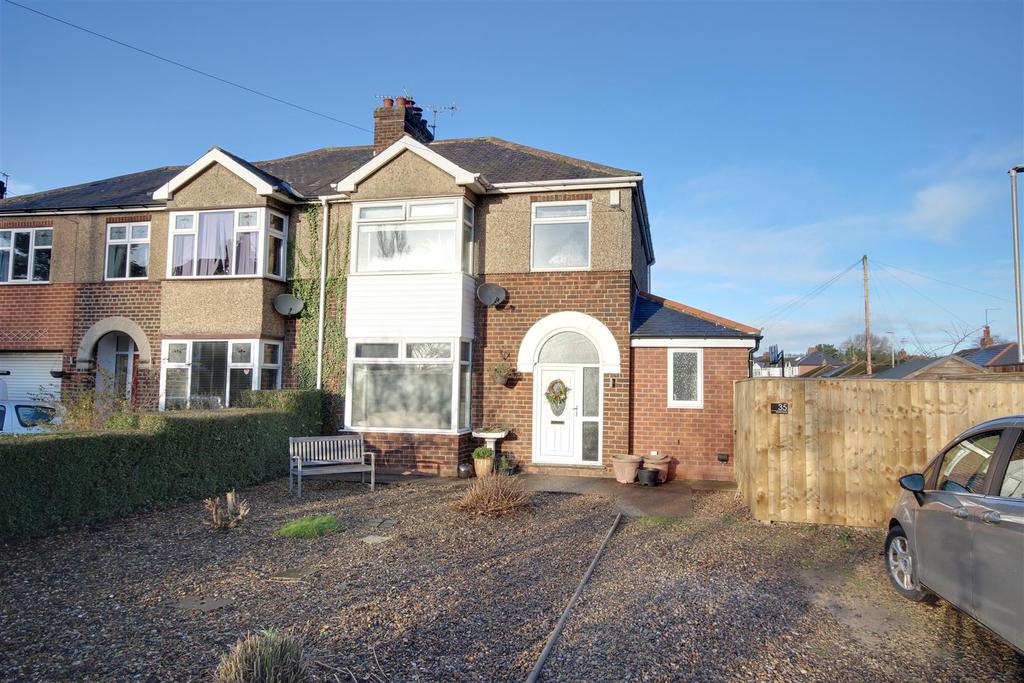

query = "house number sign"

[771,402,789,415]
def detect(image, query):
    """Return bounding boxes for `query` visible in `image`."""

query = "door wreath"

[545,379,569,416]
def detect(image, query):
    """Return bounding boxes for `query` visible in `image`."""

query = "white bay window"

[352,198,474,274]
[347,338,472,432]
[160,339,283,410]
[168,208,287,279]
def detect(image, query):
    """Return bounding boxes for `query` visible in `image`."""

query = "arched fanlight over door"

[537,331,600,364]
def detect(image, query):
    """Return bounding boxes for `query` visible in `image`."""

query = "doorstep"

[519,463,611,478]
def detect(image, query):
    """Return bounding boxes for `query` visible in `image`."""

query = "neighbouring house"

[792,347,844,376]
[871,354,986,380]
[0,98,760,480]
[751,352,800,377]
[957,326,1023,372]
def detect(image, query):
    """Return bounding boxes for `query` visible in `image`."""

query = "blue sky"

[2,0,1021,355]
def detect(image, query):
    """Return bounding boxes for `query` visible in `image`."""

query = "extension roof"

[0,137,639,212]
[872,355,984,380]
[631,292,761,339]
[794,350,844,368]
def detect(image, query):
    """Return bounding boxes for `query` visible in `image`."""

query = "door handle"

[982,510,1002,524]
[953,507,970,519]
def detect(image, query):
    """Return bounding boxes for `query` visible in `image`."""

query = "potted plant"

[611,454,643,484]
[472,446,494,477]
[492,362,514,386]
[497,455,517,476]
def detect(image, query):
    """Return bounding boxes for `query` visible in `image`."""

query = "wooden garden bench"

[289,435,375,497]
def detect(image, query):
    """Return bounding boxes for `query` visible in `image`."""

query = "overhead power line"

[874,260,1011,304]
[756,259,861,330]
[3,0,372,133]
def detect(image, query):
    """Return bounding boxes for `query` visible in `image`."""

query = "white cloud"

[901,181,994,242]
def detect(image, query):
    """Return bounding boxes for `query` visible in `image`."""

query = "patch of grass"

[275,515,341,538]
[635,515,678,528]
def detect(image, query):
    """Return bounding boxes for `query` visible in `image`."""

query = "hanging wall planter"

[545,379,569,416]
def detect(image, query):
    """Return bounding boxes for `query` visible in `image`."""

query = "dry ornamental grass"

[214,628,307,683]
[457,475,531,517]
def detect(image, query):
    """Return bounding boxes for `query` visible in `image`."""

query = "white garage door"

[0,352,63,400]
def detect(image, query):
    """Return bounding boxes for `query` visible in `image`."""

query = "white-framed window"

[531,200,590,271]
[0,227,52,284]
[346,337,472,433]
[667,348,703,409]
[105,222,150,280]
[351,198,474,274]
[160,338,284,410]
[167,208,287,280]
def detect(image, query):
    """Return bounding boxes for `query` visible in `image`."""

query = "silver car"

[886,415,1024,652]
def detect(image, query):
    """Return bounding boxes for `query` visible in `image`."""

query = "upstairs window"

[105,222,150,280]
[352,199,474,274]
[0,227,51,283]
[531,201,590,270]
[169,209,287,279]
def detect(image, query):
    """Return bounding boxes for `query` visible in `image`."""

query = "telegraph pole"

[863,255,872,376]
[1011,166,1024,364]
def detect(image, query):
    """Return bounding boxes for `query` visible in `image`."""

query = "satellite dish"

[273,293,305,316]
[476,283,507,307]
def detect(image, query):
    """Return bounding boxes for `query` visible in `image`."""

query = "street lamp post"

[1011,166,1024,364]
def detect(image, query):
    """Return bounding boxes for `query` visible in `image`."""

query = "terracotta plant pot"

[643,454,670,483]
[611,454,642,484]
[474,456,494,478]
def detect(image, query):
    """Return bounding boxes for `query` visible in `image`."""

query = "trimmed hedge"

[0,390,322,539]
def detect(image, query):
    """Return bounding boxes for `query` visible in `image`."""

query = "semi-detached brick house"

[0,99,761,481]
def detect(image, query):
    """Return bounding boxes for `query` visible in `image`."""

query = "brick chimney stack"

[980,325,994,348]
[373,96,433,153]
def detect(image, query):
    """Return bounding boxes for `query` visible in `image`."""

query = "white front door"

[536,365,577,461]
[534,364,603,465]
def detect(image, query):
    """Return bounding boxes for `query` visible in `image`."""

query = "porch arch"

[516,311,620,374]
[76,316,153,370]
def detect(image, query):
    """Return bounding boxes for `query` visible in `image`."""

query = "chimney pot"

[382,97,394,108]
[395,96,409,106]
[372,94,434,152]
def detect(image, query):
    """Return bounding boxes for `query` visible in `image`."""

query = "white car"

[0,400,58,434]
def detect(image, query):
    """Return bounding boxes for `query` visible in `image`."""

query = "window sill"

[348,270,472,277]
[529,266,592,273]
[344,426,472,436]
[0,280,50,285]
[166,274,285,282]
[104,277,150,282]
[668,402,704,410]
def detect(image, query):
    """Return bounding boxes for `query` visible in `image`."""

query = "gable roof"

[0,137,640,213]
[631,292,760,339]
[794,349,844,367]
[334,136,484,193]
[872,354,984,380]
[960,342,1021,368]
[152,147,304,202]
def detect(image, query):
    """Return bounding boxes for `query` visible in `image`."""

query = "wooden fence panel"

[734,378,1024,528]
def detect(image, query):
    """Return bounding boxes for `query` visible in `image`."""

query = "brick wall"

[630,346,749,481]
[355,431,473,477]
[0,281,162,409]
[474,270,633,474]
[72,282,163,408]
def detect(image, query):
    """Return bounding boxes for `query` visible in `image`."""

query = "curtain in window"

[197,211,234,276]
[235,232,258,275]
[172,235,195,276]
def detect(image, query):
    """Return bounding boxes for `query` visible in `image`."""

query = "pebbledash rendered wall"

[629,346,750,481]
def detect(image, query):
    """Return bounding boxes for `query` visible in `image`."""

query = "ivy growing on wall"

[290,203,347,391]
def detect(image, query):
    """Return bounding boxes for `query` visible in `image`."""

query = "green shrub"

[0,390,322,539]
[472,446,494,459]
[215,628,307,683]
[275,514,340,538]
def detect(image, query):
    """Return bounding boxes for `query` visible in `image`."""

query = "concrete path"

[519,474,702,518]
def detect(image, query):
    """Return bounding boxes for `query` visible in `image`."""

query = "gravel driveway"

[0,479,1020,682]
[542,490,1024,682]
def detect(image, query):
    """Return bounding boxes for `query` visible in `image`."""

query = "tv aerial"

[423,103,458,137]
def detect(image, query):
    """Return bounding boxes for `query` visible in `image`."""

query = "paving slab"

[519,474,693,518]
